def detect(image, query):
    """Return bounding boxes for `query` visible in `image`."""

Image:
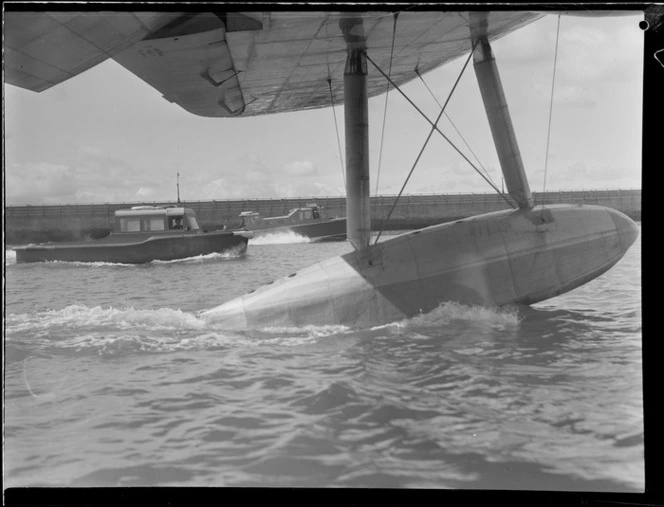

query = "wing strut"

[471,13,533,209]
[341,16,371,250]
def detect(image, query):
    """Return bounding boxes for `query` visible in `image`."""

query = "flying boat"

[4,7,640,327]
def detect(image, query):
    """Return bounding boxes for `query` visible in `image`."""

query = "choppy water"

[4,228,643,490]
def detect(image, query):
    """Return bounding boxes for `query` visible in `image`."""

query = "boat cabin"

[114,206,201,234]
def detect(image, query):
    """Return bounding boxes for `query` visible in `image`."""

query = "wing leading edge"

[4,10,547,117]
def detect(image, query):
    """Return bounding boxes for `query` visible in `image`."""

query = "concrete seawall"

[5,189,641,244]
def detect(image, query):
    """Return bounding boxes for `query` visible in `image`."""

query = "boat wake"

[5,249,17,265]
[5,248,245,268]
[150,248,246,264]
[250,231,312,245]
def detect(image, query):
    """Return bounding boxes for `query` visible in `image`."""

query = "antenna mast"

[177,172,181,204]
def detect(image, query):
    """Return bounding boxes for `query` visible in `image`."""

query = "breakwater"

[5,189,641,244]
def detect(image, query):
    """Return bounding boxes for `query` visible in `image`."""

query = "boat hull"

[203,205,639,328]
[15,230,250,264]
[251,218,346,242]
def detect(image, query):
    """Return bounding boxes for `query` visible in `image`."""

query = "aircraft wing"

[4,10,558,118]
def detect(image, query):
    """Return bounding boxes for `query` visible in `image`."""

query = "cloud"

[494,14,643,89]
[558,20,643,84]
[5,163,77,205]
[135,187,156,198]
[542,159,641,190]
[78,145,102,156]
[240,153,263,166]
[555,85,598,108]
[283,160,318,176]
[4,148,168,205]
[245,170,268,182]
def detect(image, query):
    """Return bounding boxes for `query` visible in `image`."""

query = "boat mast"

[470,12,533,209]
[340,15,371,250]
[177,172,181,204]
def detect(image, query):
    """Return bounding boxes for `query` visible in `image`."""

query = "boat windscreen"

[186,215,200,231]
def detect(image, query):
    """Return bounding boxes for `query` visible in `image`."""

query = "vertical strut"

[341,17,371,250]
[471,13,533,209]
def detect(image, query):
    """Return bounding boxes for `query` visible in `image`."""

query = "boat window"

[120,218,141,232]
[145,218,165,231]
[302,210,313,220]
[186,215,200,230]
[169,217,184,230]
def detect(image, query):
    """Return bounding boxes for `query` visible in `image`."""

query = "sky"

[4,11,644,206]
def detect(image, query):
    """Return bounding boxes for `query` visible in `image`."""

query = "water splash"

[5,249,17,265]
[5,304,350,356]
[409,301,522,330]
[4,300,522,359]
[150,249,246,264]
[369,302,522,333]
[250,231,312,245]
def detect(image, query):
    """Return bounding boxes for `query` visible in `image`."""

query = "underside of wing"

[223,11,544,117]
[4,10,545,117]
[3,11,186,92]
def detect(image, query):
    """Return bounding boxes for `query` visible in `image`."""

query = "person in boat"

[171,217,184,230]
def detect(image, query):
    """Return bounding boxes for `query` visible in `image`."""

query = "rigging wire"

[375,12,400,198]
[415,68,496,189]
[374,40,485,245]
[327,78,346,188]
[542,15,562,209]
[364,52,514,212]
[368,51,514,245]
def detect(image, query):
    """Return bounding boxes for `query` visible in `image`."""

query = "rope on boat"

[375,12,400,198]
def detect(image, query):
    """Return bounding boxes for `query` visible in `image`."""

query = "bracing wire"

[415,68,496,189]
[374,40,500,245]
[325,17,345,189]
[365,52,514,212]
[327,78,346,188]
[542,15,562,209]
[375,12,400,197]
[368,48,515,244]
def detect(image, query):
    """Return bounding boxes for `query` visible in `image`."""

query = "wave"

[4,304,351,357]
[250,231,312,245]
[5,301,521,358]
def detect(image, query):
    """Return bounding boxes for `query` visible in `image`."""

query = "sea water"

[3,227,643,490]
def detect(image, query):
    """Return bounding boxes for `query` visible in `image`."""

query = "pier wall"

[5,189,641,244]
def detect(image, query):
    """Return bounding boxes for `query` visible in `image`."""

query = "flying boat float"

[5,8,639,326]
